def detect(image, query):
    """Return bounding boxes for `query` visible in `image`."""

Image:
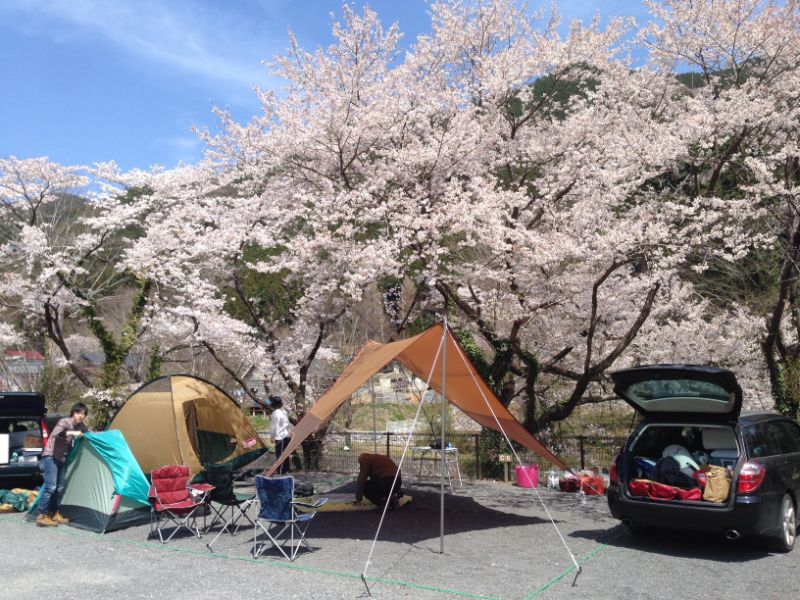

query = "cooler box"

[515,464,539,488]
[709,449,738,469]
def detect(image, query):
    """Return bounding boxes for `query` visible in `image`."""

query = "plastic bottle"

[10,451,18,463]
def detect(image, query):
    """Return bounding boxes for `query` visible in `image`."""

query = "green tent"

[28,430,151,533]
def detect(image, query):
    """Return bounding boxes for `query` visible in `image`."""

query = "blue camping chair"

[252,475,327,561]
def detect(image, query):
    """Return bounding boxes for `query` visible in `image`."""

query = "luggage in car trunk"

[626,423,739,505]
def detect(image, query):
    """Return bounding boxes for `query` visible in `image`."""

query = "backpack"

[653,456,697,489]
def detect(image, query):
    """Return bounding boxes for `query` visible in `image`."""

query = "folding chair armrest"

[188,483,214,502]
[291,498,328,510]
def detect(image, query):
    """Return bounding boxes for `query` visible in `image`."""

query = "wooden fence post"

[475,433,481,479]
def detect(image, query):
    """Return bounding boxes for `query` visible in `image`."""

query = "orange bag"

[580,475,605,495]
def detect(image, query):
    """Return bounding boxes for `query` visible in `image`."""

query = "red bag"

[647,481,678,500]
[559,476,580,493]
[676,487,702,501]
[581,475,605,496]
[628,479,650,497]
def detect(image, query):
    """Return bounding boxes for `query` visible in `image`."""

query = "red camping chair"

[149,465,211,543]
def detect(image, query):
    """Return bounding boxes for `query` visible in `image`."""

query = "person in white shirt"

[269,395,293,474]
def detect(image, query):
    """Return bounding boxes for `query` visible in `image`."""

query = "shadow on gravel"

[307,482,550,544]
[571,523,776,562]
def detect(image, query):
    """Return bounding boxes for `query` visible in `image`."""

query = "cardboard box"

[23,434,42,449]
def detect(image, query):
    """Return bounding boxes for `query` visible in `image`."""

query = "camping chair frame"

[203,463,256,552]
[149,465,211,544]
[252,475,327,561]
[206,499,256,550]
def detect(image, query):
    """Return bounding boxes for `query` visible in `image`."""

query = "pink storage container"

[514,464,539,488]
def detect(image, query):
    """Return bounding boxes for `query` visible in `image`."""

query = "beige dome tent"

[109,374,267,475]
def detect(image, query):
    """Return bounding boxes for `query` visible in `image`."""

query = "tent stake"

[440,317,447,554]
[360,572,372,596]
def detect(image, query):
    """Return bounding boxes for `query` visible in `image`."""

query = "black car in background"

[607,365,800,552]
[0,392,51,488]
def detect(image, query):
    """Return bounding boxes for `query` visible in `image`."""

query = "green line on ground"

[37,522,498,599]
[524,541,612,600]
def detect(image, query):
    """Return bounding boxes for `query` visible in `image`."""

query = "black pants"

[275,437,291,474]
[363,473,402,508]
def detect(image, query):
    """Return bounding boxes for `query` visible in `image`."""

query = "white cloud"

[157,133,203,166]
[2,0,282,89]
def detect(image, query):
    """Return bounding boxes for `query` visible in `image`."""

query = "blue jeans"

[38,456,65,515]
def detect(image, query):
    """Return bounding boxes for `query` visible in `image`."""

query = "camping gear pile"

[558,470,606,496]
[0,488,37,513]
[628,443,732,503]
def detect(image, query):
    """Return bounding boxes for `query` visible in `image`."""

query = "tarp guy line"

[449,329,582,576]
[360,331,446,595]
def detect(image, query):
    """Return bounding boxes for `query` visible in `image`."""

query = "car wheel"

[770,493,796,553]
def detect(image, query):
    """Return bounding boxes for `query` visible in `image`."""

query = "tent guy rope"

[360,331,446,595]
[448,327,582,576]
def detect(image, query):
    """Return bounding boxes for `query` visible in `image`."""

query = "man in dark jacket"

[355,453,402,510]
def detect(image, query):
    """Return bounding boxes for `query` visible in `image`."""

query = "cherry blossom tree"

[115,0,797,450]
[0,156,154,422]
[638,0,800,417]
[135,0,783,443]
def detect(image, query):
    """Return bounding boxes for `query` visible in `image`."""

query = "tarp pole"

[440,317,447,554]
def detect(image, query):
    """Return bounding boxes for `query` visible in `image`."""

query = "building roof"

[3,349,45,361]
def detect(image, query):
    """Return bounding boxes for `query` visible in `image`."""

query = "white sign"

[498,454,512,463]
[0,434,8,464]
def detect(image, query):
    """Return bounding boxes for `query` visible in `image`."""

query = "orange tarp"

[267,325,568,474]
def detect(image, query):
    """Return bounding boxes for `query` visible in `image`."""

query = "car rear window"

[1,417,44,462]
[627,378,731,402]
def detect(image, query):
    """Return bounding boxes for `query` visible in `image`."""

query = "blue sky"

[0,1,652,172]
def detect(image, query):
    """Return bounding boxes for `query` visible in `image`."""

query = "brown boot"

[36,513,58,527]
[51,512,70,525]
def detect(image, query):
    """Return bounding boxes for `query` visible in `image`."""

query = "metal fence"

[261,431,627,481]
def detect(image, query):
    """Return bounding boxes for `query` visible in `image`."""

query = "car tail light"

[40,418,50,449]
[609,455,619,485]
[737,461,766,494]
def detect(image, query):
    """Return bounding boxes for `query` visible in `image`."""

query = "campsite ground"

[1,478,798,599]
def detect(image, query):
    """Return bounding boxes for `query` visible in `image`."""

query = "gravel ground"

[1,477,798,599]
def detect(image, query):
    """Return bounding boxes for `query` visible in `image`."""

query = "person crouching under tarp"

[355,453,402,510]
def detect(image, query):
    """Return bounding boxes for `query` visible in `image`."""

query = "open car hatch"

[610,365,742,421]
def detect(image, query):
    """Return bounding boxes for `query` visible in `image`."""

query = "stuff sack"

[559,476,580,493]
[676,487,702,501]
[581,475,605,496]
[628,479,651,497]
[702,465,731,503]
[647,481,678,500]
